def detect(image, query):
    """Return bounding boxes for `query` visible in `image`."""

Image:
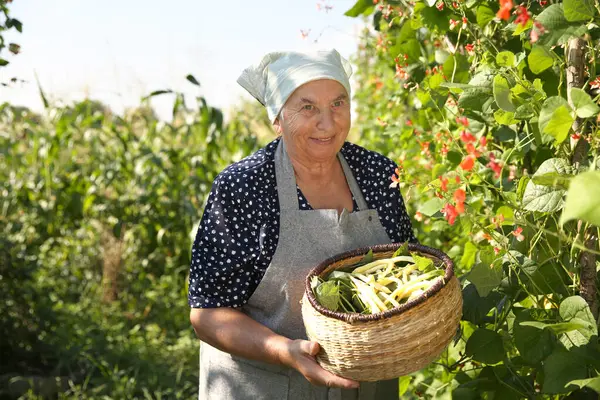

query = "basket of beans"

[301,242,463,382]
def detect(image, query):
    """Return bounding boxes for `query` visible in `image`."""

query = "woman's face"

[274,79,351,164]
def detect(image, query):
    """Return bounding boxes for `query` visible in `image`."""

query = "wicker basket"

[301,242,462,382]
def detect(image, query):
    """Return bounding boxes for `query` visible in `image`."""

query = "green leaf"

[186,74,201,86]
[513,19,534,36]
[493,74,515,112]
[520,321,588,334]
[412,253,435,272]
[465,328,504,364]
[563,0,595,21]
[558,296,598,348]
[476,4,496,27]
[560,171,600,226]
[361,249,374,264]
[459,87,493,112]
[542,350,588,393]
[344,0,373,17]
[522,158,570,212]
[531,172,572,190]
[496,51,515,67]
[515,104,536,120]
[462,284,503,325]
[397,39,421,64]
[419,197,444,217]
[528,46,554,75]
[447,151,462,166]
[570,87,600,118]
[315,281,340,311]
[6,18,23,33]
[399,376,413,395]
[535,4,588,46]
[393,243,409,257]
[493,126,516,142]
[514,309,555,365]
[568,377,600,394]
[0,59,8,67]
[443,54,471,84]
[494,109,517,125]
[461,242,478,269]
[538,96,574,143]
[468,261,503,297]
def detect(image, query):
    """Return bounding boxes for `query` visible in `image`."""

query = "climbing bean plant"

[347,0,600,397]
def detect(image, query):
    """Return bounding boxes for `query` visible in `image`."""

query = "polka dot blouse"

[188,138,417,308]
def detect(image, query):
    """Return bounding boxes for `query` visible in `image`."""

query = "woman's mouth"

[311,137,334,144]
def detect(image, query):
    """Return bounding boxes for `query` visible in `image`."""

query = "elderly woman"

[188,49,416,400]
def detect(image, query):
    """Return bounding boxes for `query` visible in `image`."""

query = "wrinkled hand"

[284,339,360,389]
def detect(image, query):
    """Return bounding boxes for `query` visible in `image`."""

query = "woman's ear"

[273,116,283,136]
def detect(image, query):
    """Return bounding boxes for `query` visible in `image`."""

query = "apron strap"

[338,153,369,211]
[274,139,370,212]
[274,139,301,211]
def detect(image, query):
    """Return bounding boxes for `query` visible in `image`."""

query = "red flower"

[456,116,469,127]
[442,203,459,225]
[497,0,513,20]
[530,21,546,44]
[466,143,478,156]
[449,19,459,30]
[454,188,466,203]
[441,143,449,156]
[454,189,466,214]
[440,176,449,192]
[491,214,505,227]
[462,17,468,29]
[460,130,477,143]
[414,211,423,221]
[591,77,600,89]
[465,43,475,54]
[511,227,525,242]
[515,6,530,26]
[436,1,444,10]
[460,155,476,171]
[479,136,487,147]
[539,0,547,6]
[487,153,503,178]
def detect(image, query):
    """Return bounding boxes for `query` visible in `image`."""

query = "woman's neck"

[287,150,340,187]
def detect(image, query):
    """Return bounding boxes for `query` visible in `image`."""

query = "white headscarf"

[237,49,353,123]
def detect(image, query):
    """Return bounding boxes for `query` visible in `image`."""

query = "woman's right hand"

[282,339,360,390]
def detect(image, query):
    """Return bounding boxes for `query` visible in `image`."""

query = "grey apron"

[199,140,399,400]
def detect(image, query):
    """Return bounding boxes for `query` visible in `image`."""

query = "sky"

[0,0,366,120]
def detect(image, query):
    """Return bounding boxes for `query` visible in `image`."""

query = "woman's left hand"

[281,339,360,389]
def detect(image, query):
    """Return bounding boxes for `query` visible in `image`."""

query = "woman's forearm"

[190,307,293,367]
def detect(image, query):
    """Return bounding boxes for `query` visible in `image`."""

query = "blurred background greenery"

[0,82,274,398]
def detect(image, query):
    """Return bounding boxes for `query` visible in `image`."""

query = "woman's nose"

[317,109,334,131]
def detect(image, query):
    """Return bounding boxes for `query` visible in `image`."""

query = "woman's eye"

[303,105,314,111]
[333,100,344,107]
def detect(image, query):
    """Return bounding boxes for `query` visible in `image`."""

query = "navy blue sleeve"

[188,174,264,308]
[389,162,418,244]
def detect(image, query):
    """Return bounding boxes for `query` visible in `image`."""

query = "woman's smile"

[310,136,335,144]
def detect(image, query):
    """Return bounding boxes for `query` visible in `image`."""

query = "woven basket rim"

[304,242,455,323]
